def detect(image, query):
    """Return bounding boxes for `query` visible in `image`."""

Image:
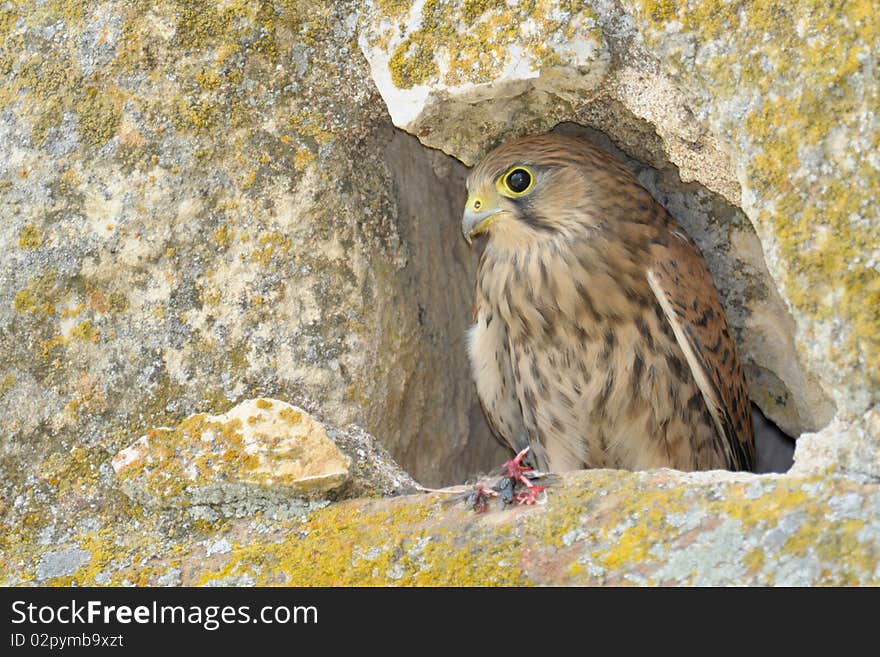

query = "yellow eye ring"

[498,166,534,197]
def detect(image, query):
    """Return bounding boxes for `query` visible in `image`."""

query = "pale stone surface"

[111,398,351,514]
[35,548,92,582]
[110,398,419,518]
[792,408,880,481]
[359,0,610,157]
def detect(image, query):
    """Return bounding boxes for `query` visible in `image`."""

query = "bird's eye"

[500,167,533,196]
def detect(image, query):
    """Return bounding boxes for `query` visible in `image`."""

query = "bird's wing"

[646,232,755,471]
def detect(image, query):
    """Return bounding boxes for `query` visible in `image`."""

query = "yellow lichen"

[213,224,233,248]
[70,320,100,343]
[107,291,130,313]
[12,273,59,316]
[743,548,765,572]
[293,147,317,171]
[18,224,42,249]
[600,523,652,570]
[278,406,301,425]
[8,469,876,587]
[0,372,15,395]
[373,0,602,89]
[251,231,291,266]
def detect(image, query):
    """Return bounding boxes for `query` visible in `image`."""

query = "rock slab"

[112,398,351,515]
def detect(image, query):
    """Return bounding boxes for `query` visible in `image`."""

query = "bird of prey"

[462,133,754,481]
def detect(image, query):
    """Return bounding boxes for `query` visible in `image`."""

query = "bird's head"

[463,133,638,248]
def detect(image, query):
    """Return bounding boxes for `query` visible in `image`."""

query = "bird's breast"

[478,242,652,343]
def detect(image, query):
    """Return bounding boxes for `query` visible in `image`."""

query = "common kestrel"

[463,134,755,478]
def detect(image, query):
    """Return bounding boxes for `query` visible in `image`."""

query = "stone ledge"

[4,464,878,586]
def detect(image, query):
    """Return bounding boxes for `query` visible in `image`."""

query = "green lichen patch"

[5,45,123,148]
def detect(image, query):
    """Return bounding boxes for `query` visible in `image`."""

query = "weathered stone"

[0,1,499,489]
[622,1,879,424]
[359,0,611,161]
[792,407,880,481]
[323,421,420,500]
[35,548,92,582]
[111,398,351,516]
[4,464,880,586]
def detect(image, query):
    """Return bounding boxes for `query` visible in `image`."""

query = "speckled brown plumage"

[462,134,755,473]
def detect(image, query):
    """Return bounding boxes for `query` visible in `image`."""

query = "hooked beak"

[462,196,502,245]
